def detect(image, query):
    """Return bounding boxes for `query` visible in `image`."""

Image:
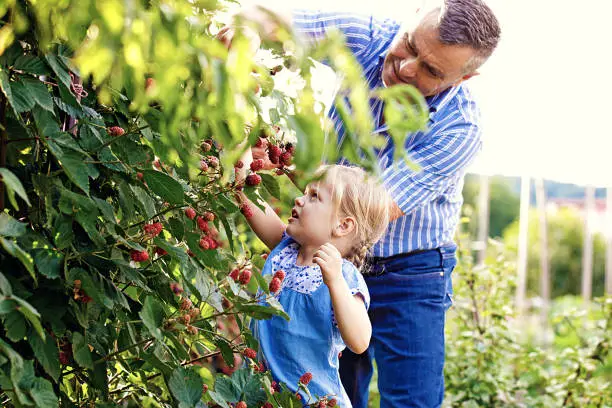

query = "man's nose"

[398,57,418,78]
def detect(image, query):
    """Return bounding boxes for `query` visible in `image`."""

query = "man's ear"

[333,216,357,238]
[462,70,480,81]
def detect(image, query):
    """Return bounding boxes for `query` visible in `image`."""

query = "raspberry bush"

[0,0,427,407]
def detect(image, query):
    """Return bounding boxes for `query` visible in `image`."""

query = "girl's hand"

[313,243,343,287]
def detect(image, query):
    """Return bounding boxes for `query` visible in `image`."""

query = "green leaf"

[168,217,185,241]
[0,213,26,237]
[70,268,113,309]
[214,375,241,402]
[71,332,94,370]
[29,377,58,408]
[0,168,31,209]
[33,248,63,279]
[45,54,71,89]
[4,311,27,341]
[260,173,281,200]
[13,55,50,76]
[0,298,16,314]
[12,296,44,339]
[214,337,235,368]
[252,269,269,295]
[29,331,60,382]
[0,272,13,296]
[8,77,36,112]
[52,215,75,250]
[131,184,156,219]
[139,296,164,340]
[0,238,36,283]
[220,216,235,253]
[22,77,54,112]
[0,69,19,117]
[142,170,185,205]
[153,237,188,264]
[168,367,203,405]
[207,391,231,408]
[194,271,211,299]
[50,147,92,195]
[216,194,240,213]
[79,124,107,151]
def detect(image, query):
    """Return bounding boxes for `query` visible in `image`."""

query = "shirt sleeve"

[292,9,375,65]
[382,121,482,215]
[341,260,370,310]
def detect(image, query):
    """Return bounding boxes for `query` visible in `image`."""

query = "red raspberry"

[296,394,302,400]
[250,159,264,171]
[255,361,265,373]
[299,372,312,385]
[280,151,292,166]
[275,168,285,176]
[130,250,149,262]
[238,269,252,285]
[199,237,210,250]
[179,314,191,324]
[197,216,209,232]
[185,207,196,220]
[108,126,125,136]
[200,160,209,172]
[269,277,281,293]
[240,204,254,218]
[262,402,273,408]
[79,294,93,304]
[203,211,215,222]
[254,138,265,148]
[273,270,286,282]
[153,159,162,169]
[155,247,168,256]
[285,143,295,154]
[209,226,219,238]
[235,160,244,169]
[144,222,163,238]
[201,141,212,152]
[236,402,247,408]
[136,172,144,180]
[318,401,327,408]
[261,253,268,260]
[268,145,281,164]
[202,384,209,393]
[187,249,195,257]
[243,348,257,359]
[206,156,219,168]
[59,351,70,365]
[328,398,337,407]
[245,174,262,186]
[271,381,281,393]
[170,282,183,295]
[229,268,240,281]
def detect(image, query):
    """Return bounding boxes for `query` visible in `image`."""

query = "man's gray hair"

[436,0,501,72]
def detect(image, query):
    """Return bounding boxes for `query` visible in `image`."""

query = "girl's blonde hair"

[316,165,391,270]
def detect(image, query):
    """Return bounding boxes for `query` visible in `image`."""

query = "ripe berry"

[271,381,281,393]
[275,168,285,176]
[269,277,281,293]
[200,141,212,152]
[187,249,195,257]
[254,138,266,148]
[206,156,219,168]
[243,348,257,359]
[285,143,295,154]
[143,222,163,238]
[328,399,337,407]
[238,269,252,285]
[136,172,144,180]
[262,402,273,408]
[79,295,93,304]
[202,384,209,393]
[179,314,191,324]
[280,151,292,166]
[130,250,149,263]
[296,394,302,401]
[203,211,215,222]
[59,351,70,365]
[180,298,193,311]
[153,159,162,169]
[170,282,183,295]
[299,372,312,385]
[255,361,265,373]
[108,126,125,136]
[197,216,209,232]
[250,159,264,171]
[199,237,210,250]
[268,145,281,164]
[200,160,209,172]
[240,204,254,218]
[261,253,268,260]
[189,307,200,319]
[235,160,244,169]
[185,207,196,219]
[155,247,167,256]
[229,268,240,281]
[318,401,327,408]
[245,174,262,186]
[236,402,247,408]
[273,270,286,282]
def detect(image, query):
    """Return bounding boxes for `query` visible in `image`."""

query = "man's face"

[382,13,479,97]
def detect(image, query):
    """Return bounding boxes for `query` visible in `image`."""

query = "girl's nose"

[294,196,305,206]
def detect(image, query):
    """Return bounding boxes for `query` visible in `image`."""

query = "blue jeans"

[339,245,456,408]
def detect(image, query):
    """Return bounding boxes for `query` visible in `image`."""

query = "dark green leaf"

[139,296,164,340]
[168,217,185,241]
[214,337,235,368]
[22,77,54,112]
[214,375,241,402]
[131,184,156,219]
[4,311,27,342]
[13,55,50,75]
[29,377,59,408]
[168,367,203,405]
[72,332,94,369]
[9,78,36,112]
[33,248,63,279]
[29,331,60,382]
[0,272,13,296]
[12,296,44,339]
[0,168,31,209]
[260,173,281,200]
[153,237,188,264]
[45,54,71,89]
[0,238,36,283]
[142,170,184,205]
[0,213,26,237]
[52,215,75,250]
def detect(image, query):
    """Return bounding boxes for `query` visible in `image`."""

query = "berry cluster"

[269,269,286,293]
[229,267,252,285]
[169,288,200,336]
[72,279,92,304]
[143,222,163,238]
[130,250,149,263]
[108,126,125,137]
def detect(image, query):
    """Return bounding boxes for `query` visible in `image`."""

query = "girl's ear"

[333,216,357,238]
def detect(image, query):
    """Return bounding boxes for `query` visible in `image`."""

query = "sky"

[243,0,612,187]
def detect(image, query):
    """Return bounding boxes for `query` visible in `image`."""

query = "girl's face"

[286,182,337,247]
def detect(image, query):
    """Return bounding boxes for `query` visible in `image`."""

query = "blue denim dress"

[252,235,370,407]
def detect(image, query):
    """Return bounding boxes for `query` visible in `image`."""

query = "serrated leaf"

[153,237,188,264]
[29,377,58,408]
[0,272,13,296]
[29,331,60,382]
[32,248,63,279]
[0,168,31,209]
[12,296,44,339]
[0,238,36,283]
[168,367,203,405]
[214,375,241,402]
[142,170,184,205]
[4,311,27,341]
[50,147,92,195]
[45,54,71,89]
[13,55,50,75]
[214,337,235,368]
[139,296,164,340]
[9,78,36,112]
[260,173,281,200]
[0,213,26,237]
[22,77,54,112]
[71,332,94,369]
[131,184,156,219]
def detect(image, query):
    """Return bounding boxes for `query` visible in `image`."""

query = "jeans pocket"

[385,269,446,303]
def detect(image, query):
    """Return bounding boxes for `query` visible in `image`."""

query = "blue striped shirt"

[293,10,483,257]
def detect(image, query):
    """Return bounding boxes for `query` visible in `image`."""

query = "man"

[228,1,500,406]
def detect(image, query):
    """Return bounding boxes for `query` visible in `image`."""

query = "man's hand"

[313,243,344,287]
[252,138,281,171]
[215,24,261,55]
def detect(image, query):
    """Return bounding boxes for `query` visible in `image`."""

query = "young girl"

[236,158,390,406]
